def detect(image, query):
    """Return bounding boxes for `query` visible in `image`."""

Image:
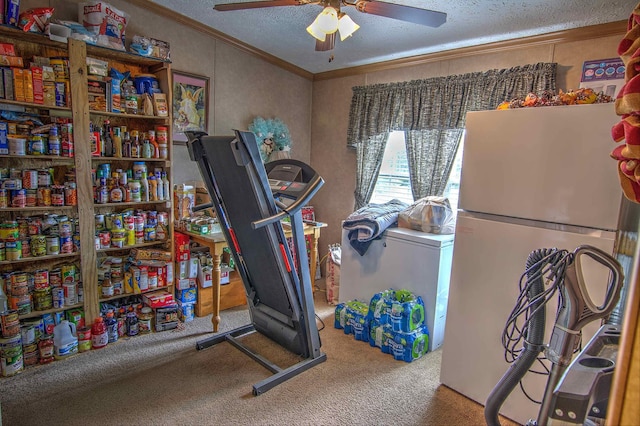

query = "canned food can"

[59,235,73,254]
[99,231,111,249]
[22,170,38,189]
[37,187,51,206]
[37,169,52,187]
[29,135,45,155]
[21,239,30,258]
[46,236,59,255]
[5,241,22,261]
[33,288,53,311]
[0,310,20,338]
[33,270,49,289]
[61,264,75,284]
[0,189,7,208]
[25,189,37,207]
[31,235,47,257]
[49,269,62,287]
[11,189,26,208]
[52,287,64,309]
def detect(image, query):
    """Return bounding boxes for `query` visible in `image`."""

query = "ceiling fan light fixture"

[309,6,339,36]
[306,21,327,41]
[337,13,359,41]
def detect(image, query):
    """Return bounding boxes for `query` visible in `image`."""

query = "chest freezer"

[340,226,454,351]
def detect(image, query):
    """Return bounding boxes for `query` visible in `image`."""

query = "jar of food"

[101,276,114,298]
[110,258,123,281]
[38,335,55,364]
[138,307,153,334]
[148,270,158,289]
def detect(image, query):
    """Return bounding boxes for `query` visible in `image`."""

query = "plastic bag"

[79,1,128,51]
[398,196,455,234]
[325,244,341,305]
[19,7,54,33]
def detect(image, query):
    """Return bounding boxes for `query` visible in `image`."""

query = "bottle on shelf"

[53,320,78,360]
[142,137,152,159]
[91,317,108,349]
[131,131,141,158]
[105,310,118,343]
[162,172,170,201]
[113,126,123,158]
[141,172,149,202]
[103,120,113,157]
[155,171,164,200]
[149,175,158,201]
[48,125,61,156]
[122,131,132,158]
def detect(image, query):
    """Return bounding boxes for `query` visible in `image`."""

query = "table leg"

[309,228,320,291]
[211,253,221,332]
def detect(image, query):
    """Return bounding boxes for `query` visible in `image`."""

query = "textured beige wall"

[33,0,313,184]
[310,35,622,258]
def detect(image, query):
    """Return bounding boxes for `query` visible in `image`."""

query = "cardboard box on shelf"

[197,264,213,288]
[174,232,190,261]
[142,290,175,308]
[177,258,198,280]
[175,286,197,304]
[177,300,195,322]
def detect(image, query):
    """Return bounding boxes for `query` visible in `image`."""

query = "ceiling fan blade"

[354,1,446,28]
[214,0,312,12]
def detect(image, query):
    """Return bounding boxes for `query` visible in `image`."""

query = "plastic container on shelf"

[53,320,78,359]
[91,317,108,349]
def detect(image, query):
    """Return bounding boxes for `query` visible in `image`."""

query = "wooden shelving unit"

[0,25,174,328]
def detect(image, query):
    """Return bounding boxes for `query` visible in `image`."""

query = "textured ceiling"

[149,0,636,74]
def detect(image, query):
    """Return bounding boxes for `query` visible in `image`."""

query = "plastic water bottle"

[53,320,78,359]
[91,317,108,349]
[105,310,118,343]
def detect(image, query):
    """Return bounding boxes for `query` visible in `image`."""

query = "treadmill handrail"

[251,174,324,230]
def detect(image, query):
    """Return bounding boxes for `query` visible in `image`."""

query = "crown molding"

[126,2,626,83]
[313,20,628,81]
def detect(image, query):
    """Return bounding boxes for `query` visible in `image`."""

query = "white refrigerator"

[439,103,624,425]
[339,227,455,352]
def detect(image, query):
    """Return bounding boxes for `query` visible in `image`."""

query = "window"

[370,131,464,211]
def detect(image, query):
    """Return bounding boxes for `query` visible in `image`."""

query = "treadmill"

[186,129,327,395]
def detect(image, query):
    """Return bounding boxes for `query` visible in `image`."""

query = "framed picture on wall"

[172,70,209,143]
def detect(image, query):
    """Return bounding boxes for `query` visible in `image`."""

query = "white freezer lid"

[385,227,455,247]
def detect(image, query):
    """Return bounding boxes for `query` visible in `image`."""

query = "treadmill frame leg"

[196,325,327,396]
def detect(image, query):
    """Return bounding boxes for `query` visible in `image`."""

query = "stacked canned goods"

[94,209,168,250]
[0,166,77,209]
[0,263,81,317]
[0,215,79,261]
[1,121,74,158]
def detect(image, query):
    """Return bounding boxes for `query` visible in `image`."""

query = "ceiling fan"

[213,0,447,51]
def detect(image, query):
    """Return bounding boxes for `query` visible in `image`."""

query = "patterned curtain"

[405,129,462,199]
[347,63,557,207]
[354,132,389,209]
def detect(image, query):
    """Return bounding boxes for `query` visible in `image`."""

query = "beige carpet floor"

[0,292,519,426]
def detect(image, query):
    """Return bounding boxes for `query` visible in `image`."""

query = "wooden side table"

[184,222,325,332]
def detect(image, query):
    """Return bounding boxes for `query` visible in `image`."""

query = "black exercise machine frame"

[186,130,326,395]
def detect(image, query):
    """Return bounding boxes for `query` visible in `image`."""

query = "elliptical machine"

[484,245,623,426]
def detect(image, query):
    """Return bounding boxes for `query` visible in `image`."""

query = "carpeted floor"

[0,292,519,426]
